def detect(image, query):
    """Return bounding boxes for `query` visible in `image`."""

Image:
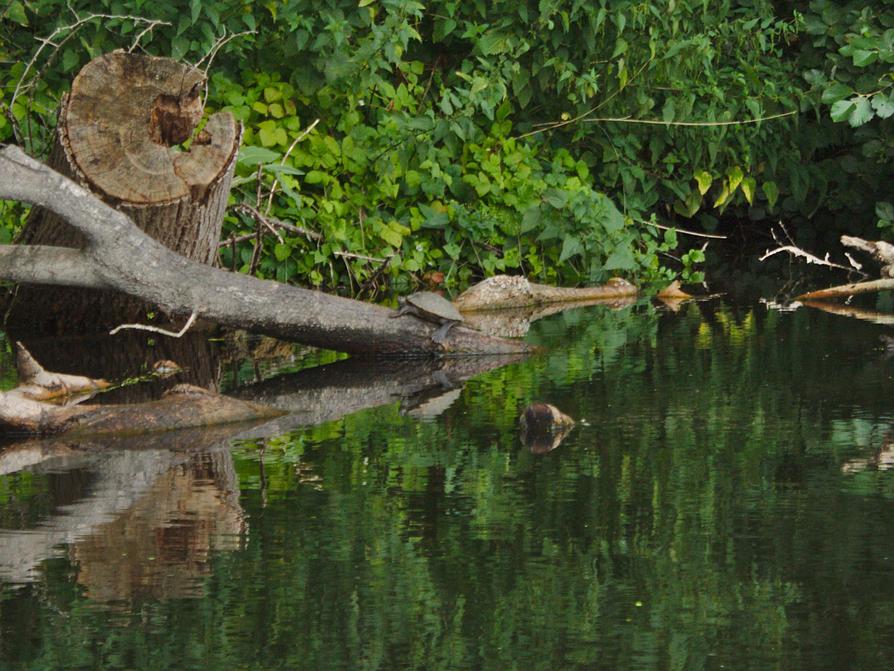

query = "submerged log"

[8,51,240,333]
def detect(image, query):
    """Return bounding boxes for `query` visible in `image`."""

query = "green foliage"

[2,0,892,291]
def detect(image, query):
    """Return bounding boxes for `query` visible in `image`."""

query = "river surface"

[1,300,893,670]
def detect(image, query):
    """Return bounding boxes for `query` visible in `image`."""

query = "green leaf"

[544,189,568,209]
[601,200,625,233]
[821,83,854,105]
[726,166,744,193]
[521,206,541,233]
[745,98,761,119]
[694,170,713,196]
[712,183,731,208]
[419,205,449,229]
[264,87,282,103]
[852,49,878,67]
[848,97,874,127]
[829,99,855,123]
[61,49,79,72]
[741,177,756,205]
[379,226,403,248]
[258,126,280,147]
[274,243,292,262]
[171,36,189,61]
[6,1,28,26]
[559,236,584,263]
[305,170,327,184]
[190,0,201,24]
[266,164,304,176]
[871,92,894,119]
[876,201,894,224]
[762,181,779,209]
[662,99,675,124]
[359,0,376,6]
[238,146,281,166]
[604,244,635,271]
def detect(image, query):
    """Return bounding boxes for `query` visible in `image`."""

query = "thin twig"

[519,109,796,140]
[635,218,727,240]
[357,254,393,298]
[524,57,654,138]
[195,30,256,109]
[583,111,797,127]
[265,118,320,214]
[232,203,322,242]
[195,30,256,71]
[127,19,168,53]
[109,310,198,337]
[333,251,387,263]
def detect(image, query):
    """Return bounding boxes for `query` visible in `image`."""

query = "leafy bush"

[2,0,892,291]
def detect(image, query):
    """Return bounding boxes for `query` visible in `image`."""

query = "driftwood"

[452,274,694,338]
[787,236,894,302]
[0,343,281,435]
[454,274,637,311]
[0,145,528,356]
[797,278,894,302]
[841,236,894,277]
[9,52,241,332]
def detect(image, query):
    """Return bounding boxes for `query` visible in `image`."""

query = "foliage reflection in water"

[2,302,894,670]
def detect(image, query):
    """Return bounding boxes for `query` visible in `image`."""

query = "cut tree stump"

[8,51,240,333]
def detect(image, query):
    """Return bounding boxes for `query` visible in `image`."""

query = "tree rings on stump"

[8,51,241,334]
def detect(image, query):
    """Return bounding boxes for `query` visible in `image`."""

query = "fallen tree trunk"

[9,52,241,332]
[0,145,528,356]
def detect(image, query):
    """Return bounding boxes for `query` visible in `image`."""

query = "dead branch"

[759,225,861,274]
[841,236,894,277]
[109,310,199,337]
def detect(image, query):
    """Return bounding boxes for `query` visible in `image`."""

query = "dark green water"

[2,301,894,670]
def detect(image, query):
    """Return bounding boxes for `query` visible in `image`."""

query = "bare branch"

[635,218,727,240]
[265,118,320,214]
[109,309,199,337]
[759,225,862,274]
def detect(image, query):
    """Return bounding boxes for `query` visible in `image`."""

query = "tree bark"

[7,51,240,333]
[0,145,529,357]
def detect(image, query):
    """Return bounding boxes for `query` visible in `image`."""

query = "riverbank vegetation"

[1,0,891,294]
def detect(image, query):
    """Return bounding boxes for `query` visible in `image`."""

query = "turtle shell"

[405,291,463,322]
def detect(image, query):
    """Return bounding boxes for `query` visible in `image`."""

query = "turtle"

[391,291,464,344]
